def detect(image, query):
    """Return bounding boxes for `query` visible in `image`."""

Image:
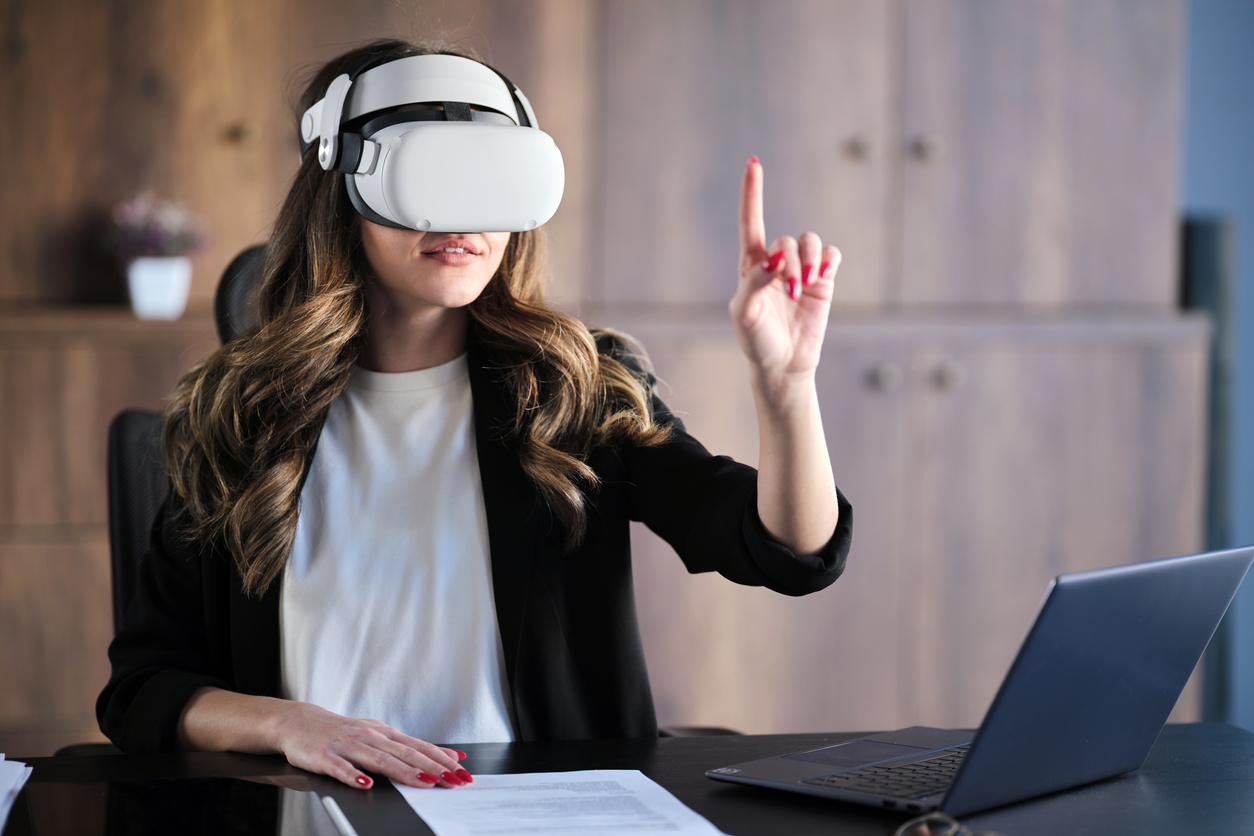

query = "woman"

[98,39,851,792]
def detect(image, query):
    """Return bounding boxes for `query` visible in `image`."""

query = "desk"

[5,723,1252,835]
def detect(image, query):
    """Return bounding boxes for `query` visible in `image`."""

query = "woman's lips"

[422,248,478,266]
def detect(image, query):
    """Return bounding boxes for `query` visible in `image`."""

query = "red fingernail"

[788,277,799,300]
[747,156,759,166]
[763,250,785,271]
[819,260,831,279]
[452,749,467,760]
[442,771,464,786]
[418,772,440,785]
[356,775,372,788]
[802,264,814,285]
[456,768,473,783]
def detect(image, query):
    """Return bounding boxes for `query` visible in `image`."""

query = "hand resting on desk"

[176,686,473,790]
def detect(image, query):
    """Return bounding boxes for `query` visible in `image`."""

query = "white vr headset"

[299,53,564,233]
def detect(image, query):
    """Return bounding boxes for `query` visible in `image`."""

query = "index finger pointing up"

[739,157,767,260]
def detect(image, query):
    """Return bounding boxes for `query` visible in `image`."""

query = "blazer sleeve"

[600,335,851,597]
[96,495,233,752]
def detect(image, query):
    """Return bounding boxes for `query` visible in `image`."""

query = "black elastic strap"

[333,132,364,174]
[360,109,513,139]
[442,101,473,122]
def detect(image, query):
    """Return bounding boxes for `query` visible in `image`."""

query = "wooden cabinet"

[0,0,598,308]
[596,0,895,307]
[608,315,1207,734]
[595,0,1184,309]
[899,0,1185,305]
[0,310,216,756]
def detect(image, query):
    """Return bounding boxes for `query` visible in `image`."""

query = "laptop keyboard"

[802,744,970,800]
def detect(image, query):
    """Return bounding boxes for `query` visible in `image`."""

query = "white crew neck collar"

[349,353,468,393]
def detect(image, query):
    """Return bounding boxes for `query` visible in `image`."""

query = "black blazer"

[97,334,851,750]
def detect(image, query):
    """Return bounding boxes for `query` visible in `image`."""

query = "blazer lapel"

[466,336,542,721]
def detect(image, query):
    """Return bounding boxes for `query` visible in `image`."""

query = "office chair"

[214,244,265,344]
[106,410,169,634]
[54,410,167,756]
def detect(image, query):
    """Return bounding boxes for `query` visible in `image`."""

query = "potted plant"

[107,193,210,320]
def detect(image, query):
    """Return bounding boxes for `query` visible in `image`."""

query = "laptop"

[705,547,1254,817]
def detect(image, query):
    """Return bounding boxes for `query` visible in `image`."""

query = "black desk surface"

[6,723,1253,835]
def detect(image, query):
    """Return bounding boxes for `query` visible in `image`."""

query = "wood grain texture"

[599,313,1206,733]
[0,0,286,307]
[594,0,894,308]
[0,0,595,307]
[899,0,1185,305]
[0,541,112,730]
[900,333,1207,728]
[0,311,216,528]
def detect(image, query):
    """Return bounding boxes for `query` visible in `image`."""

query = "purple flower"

[106,192,210,260]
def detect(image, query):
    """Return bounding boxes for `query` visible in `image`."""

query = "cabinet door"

[618,316,1206,735]
[899,0,1184,305]
[596,0,894,308]
[899,323,1208,728]
[623,320,910,733]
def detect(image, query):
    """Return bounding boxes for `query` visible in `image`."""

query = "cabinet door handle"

[933,361,968,391]
[866,361,904,391]
[909,134,946,162]
[843,135,870,162]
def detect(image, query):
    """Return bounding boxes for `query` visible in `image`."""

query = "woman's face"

[359,220,510,311]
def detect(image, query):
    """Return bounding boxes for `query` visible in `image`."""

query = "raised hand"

[728,157,840,382]
[725,157,841,555]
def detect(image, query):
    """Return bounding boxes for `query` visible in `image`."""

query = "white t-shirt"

[280,354,515,743]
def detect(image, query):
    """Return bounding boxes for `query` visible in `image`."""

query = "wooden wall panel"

[0,541,113,755]
[0,0,287,308]
[595,0,895,309]
[0,0,596,307]
[899,0,1185,306]
[0,313,217,529]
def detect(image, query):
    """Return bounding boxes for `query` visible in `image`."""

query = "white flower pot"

[127,256,192,320]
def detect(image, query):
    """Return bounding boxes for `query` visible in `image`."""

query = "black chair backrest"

[213,244,266,343]
[108,246,265,634]
[107,408,168,634]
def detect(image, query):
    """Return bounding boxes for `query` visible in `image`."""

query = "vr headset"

[299,52,564,233]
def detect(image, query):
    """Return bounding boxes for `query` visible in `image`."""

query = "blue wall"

[1182,0,1254,731]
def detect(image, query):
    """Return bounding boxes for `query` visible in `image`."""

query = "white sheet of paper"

[393,769,727,836]
[0,757,32,832]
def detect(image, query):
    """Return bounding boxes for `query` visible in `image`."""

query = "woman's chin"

[419,282,492,310]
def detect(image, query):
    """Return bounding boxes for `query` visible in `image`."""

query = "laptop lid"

[942,546,1253,817]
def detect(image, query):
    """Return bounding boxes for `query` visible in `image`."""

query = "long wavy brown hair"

[164,39,669,597]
